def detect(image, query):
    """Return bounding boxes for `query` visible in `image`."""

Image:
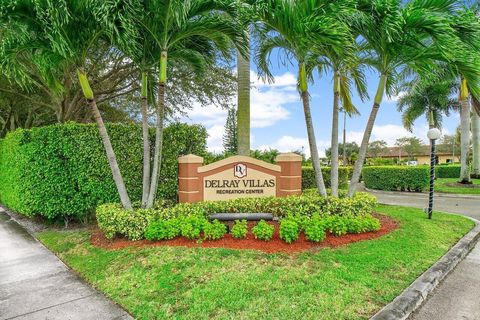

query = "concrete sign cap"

[178,154,204,164]
[275,153,303,162]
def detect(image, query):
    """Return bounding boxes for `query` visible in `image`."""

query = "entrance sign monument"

[178,153,302,203]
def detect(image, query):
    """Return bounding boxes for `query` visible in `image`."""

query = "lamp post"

[427,128,441,219]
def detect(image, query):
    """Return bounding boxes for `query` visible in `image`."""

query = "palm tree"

[311,49,366,196]
[448,7,480,183]
[397,69,459,131]
[347,0,460,197]
[472,98,480,177]
[133,0,247,208]
[0,0,138,209]
[237,39,251,156]
[253,0,352,197]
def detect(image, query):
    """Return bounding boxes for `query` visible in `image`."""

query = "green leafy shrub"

[98,192,378,241]
[180,215,207,240]
[0,123,207,221]
[344,214,381,234]
[252,220,275,241]
[203,220,227,240]
[362,166,429,192]
[144,218,181,241]
[302,166,352,190]
[324,216,348,236]
[435,165,461,178]
[231,220,248,239]
[304,215,326,242]
[279,218,299,243]
[96,203,157,241]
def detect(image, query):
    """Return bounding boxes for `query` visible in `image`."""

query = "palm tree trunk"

[343,110,347,165]
[237,40,250,156]
[459,79,471,184]
[472,100,480,177]
[348,74,387,197]
[141,72,151,207]
[330,71,341,197]
[76,69,132,210]
[146,51,167,208]
[299,63,327,197]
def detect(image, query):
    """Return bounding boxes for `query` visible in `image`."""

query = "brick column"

[178,154,203,203]
[275,153,302,197]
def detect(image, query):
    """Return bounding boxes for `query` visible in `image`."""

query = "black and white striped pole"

[427,128,441,219]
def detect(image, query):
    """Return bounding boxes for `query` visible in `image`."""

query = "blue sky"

[184,50,460,157]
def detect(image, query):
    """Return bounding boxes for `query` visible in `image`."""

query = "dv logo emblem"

[234,163,247,178]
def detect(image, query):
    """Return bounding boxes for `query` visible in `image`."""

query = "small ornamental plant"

[231,220,248,239]
[145,218,180,241]
[279,218,299,243]
[203,220,227,240]
[180,215,207,239]
[252,220,275,241]
[304,217,326,242]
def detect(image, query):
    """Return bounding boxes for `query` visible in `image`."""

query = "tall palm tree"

[472,98,480,176]
[311,49,366,196]
[397,69,459,131]
[236,39,251,156]
[253,0,352,197]
[347,0,460,197]
[448,8,480,183]
[0,0,138,209]
[134,0,247,208]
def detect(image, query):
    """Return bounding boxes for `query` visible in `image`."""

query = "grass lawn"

[38,205,474,320]
[435,178,480,195]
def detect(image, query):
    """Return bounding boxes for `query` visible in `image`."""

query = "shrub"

[0,123,207,221]
[96,203,157,241]
[302,166,352,190]
[435,165,461,178]
[279,218,300,243]
[144,218,181,241]
[98,192,378,240]
[252,220,275,241]
[304,215,326,242]
[324,216,348,236]
[231,220,248,239]
[180,215,208,240]
[203,220,227,240]
[362,166,429,192]
[345,214,381,234]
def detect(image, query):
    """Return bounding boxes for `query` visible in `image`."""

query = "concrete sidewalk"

[410,242,480,320]
[0,208,132,320]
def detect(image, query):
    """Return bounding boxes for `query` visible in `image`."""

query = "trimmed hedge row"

[302,166,352,190]
[96,191,378,240]
[362,166,429,192]
[0,122,207,221]
[435,165,461,178]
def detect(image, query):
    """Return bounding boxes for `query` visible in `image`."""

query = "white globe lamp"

[427,128,441,141]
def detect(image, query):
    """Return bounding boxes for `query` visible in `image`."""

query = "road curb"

[364,187,479,200]
[370,219,480,320]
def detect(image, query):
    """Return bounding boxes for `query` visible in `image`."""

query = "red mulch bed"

[90,213,399,254]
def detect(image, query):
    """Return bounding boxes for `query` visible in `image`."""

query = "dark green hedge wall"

[0,122,207,220]
[362,166,429,192]
[302,167,352,190]
[435,165,461,178]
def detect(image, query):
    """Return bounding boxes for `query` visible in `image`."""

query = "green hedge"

[0,122,207,221]
[302,166,352,190]
[97,191,378,240]
[435,165,461,178]
[362,166,429,192]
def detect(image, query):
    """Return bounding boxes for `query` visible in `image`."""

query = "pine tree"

[223,107,238,154]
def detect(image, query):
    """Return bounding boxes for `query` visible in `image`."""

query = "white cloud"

[182,70,299,153]
[256,136,330,158]
[385,91,406,103]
